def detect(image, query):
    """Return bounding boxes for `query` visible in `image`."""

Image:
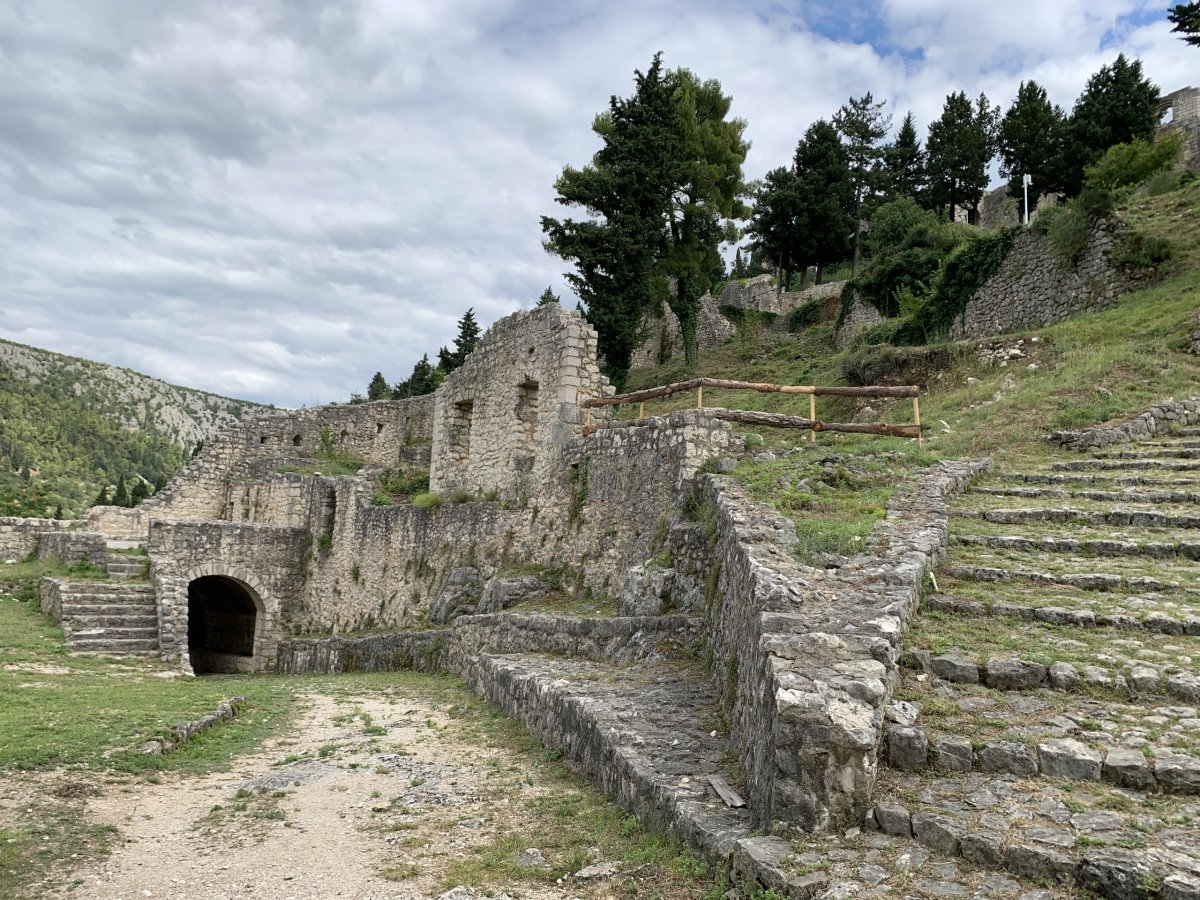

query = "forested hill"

[0,338,263,519]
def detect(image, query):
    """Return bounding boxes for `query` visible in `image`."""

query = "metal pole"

[1023,174,1032,226]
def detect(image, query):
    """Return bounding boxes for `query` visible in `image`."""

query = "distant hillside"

[0,339,264,519]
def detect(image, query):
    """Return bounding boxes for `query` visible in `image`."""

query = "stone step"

[105,557,146,571]
[997,470,1200,487]
[61,612,157,629]
[953,533,1200,560]
[1179,427,1200,437]
[1053,459,1200,472]
[69,636,160,653]
[870,776,1200,898]
[941,565,1182,593]
[924,593,1200,635]
[953,506,1200,529]
[105,540,146,552]
[901,645,1200,702]
[60,601,157,617]
[67,625,159,640]
[1094,448,1200,460]
[1139,439,1200,450]
[55,582,155,598]
[71,648,161,658]
[970,485,1200,505]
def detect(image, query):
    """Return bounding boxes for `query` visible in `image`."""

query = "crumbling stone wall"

[835,295,885,348]
[951,222,1126,339]
[35,531,107,568]
[87,397,434,540]
[429,307,609,498]
[629,297,737,370]
[0,517,74,560]
[1159,86,1200,171]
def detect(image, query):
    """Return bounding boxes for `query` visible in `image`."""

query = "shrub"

[1084,134,1183,192]
[920,226,1020,337]
[411,492,443,509]
[375,466,430,504]
[786,298,823,332]
[864,196,940,259]
[1035,203,1092,268]
[1111,231,1172,270]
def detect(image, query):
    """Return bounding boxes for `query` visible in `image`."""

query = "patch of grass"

[0,797,119,900]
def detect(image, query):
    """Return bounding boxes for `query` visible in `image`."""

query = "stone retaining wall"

[1049,398,1200,450]
[835,294,885,349]
[0,517,75,561]
[703,460,990,831]
[952,222,1126,339]
[35,530,107,568]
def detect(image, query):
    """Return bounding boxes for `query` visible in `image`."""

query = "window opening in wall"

[449,400,474,464]
[292,434,302,447]
[515,379,539,466]
[1161,105,1175,125]
[376,423,384,435]
[260,435,268,444]
[340,429,349,443]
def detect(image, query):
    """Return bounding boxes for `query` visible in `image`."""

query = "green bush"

[920,226,1021,337]
[1035,203,1091,268]
[864,196,940,259]
[786,298,823,332]
[1111,231,1173,270]
[1084,134,1183,192]
[374,466,430,504]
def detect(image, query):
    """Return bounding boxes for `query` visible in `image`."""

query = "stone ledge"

[1049,398,1200,451]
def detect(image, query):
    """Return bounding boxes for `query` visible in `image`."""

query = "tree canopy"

[925,91,1000,222]
[998,80,1067,217]
[833,93,891,276]
[1169,2,1200,46]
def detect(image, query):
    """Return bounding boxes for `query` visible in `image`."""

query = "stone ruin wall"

[1159,86,1200,172]
[951,221,1126,340]
[429,307,608,498]
[629,295,736,370]
[86,396,434,539]
[835,294,886,349]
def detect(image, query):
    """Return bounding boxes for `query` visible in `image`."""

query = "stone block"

[984,657,1048,691]
[1003,843,1078,884]
[911,811,964,856]
[886,725,928,772]
[977,741,1038,776]
[1048,661,1080,691]
[930,734,974,773]
[1037,738,1102,781]
[1080,848,1157,900]
[1156,755,1200,793]
[931,653,979,684]
[874,801,912,837]
[960,832,1004,867]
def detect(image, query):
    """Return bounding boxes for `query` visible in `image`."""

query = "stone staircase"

[868,426,1200,897]
[53,581,159,657]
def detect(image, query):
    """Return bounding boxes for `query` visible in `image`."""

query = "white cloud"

[0,0,1192,407]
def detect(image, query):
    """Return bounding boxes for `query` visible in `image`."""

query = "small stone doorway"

[187,575,261,674]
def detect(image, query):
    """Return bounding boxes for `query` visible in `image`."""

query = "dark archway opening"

[188,575,259,675]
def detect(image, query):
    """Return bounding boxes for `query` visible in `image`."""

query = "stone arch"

[182,564,272,674]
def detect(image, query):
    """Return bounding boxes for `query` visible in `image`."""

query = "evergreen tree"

[746,166,805,287]
[536,287,560,306]
[925,91,1000,222]
[732,248,748,278]
[437,308,482,373]
[833,93,891,277]
[793,120,854,283]
[131,479,151,505]
[998,80,1067,219]
[657,69,749,365]
[1062,54,1160,195]
[153,473,168,492]
[883,112,926,203]
[367,371,389,401]
[1169,3,1200,46]
[393,354,439,398]
[92,484,110,507]
[53,503,63,520]
[113,475,130,508]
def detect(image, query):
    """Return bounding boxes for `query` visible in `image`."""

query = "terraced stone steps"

[50,581,159,657]
[105,553,147,580]
[887,428,1200,897]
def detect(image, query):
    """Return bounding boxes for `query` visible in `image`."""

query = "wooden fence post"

[913,397,922,446]
[638,401,644,420]
[697,385,704,408]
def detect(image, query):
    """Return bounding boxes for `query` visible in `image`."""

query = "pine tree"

[834,93,891,277]
[92,484,110,507]
[131,479,151,505]
[793,120,854,283]
[998,81,1067,218]
[732,248,748,278]
[883,112,926,203]
[438,309,482,373]
[113,475,130,508]
[536,287,560,306]
[925,91,1000,222]
[1061,54,1160,196]
[53,503,63,520]
[367,371,389,401]
[746,166,805,288]
[1169,3,1200,46]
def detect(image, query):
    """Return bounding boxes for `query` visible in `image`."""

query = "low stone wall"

[704,460,990,832]
[141,697,247,755]
[35,530,107,568]
[835,294,885,349]
[720,276,847,319]
[1049,398,1200,451]
[952,222,1126,339]
[0,517,72,561]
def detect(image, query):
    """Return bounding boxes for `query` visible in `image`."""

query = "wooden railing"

[582,377,923,443]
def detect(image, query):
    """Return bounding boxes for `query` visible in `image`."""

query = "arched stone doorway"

[187,575,262,674]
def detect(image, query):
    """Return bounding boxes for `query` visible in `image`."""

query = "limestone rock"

[429,567,483,624]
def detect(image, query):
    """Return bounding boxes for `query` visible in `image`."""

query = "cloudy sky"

[0,1,1193,408]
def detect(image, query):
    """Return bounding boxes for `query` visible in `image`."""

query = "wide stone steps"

[1094,447,1200,460]
[953,505,1200,528]
[1053,458,1200,472]
[925,592,1200,634]
[54,582,159,657]
[870,775,1200,897]
[942,563,1186,593]
[953,532,1200,560]
[996,470,1200,487]
[970,484,1200,504]
[105,554,147,580]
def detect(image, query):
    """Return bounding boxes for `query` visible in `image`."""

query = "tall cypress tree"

[793,120,854,282]
[367,372,389,401]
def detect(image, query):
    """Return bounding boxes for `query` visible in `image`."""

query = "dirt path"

[53,690,594,900]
